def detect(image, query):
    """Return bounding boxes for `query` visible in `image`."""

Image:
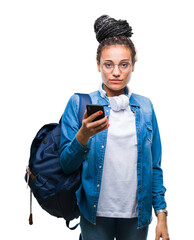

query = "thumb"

[83,109,88,119]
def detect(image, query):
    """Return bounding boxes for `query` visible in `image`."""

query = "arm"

[60,94,109,175]
[151,103,167,211]
[59,94,90,175]
[151,103,169,240]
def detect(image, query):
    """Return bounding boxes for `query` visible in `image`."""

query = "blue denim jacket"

[59,87,167,229]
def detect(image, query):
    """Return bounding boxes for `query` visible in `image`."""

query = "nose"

[112,64,120,76]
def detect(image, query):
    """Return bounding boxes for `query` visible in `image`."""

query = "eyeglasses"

[101,61,132,73]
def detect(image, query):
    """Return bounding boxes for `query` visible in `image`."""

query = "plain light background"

[1,0,193,239]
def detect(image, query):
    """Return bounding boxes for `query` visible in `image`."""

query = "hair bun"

[94,14,133,43]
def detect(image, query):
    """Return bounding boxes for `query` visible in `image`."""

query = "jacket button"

[94,205,96,208]
[138,129,140,132]
[138,168,141,171]
[99,165,102,169]
[101,145,104,148]
[136,111,138,113]
[139,187,141,190]
[97,184,100,188]
[139,207,141,210]
[84,150,88,153]
[139,148,141,151]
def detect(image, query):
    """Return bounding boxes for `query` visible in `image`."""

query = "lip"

[110,79,122,83]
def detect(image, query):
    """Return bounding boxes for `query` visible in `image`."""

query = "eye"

[120,62,130,68]
[104,63,113,68]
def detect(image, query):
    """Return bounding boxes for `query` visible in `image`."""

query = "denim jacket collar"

[98,82,140,108]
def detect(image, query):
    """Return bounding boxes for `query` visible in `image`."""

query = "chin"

[108,83,125,90]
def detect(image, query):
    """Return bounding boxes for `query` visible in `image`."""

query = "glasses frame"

[100,60,132,73]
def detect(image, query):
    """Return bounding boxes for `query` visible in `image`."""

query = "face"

[97,45,135,97]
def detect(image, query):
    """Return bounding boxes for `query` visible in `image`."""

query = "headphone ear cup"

[109,94,129,112]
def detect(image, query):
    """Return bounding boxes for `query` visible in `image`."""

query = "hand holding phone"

[86,104,105,122]
[76,104,109,146]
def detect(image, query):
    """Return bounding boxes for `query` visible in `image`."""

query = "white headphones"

[99,82,132,112]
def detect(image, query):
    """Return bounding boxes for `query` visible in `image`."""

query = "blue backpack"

[25,93,91,235]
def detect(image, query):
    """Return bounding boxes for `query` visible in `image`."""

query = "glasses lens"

[102,62,131,73]
[102,63,114,73]
[119,62,131,72]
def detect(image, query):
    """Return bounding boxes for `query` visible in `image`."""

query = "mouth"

[110,79,122,83]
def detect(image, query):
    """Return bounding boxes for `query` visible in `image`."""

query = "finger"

[93,119,109,132]
[155,235,160,240]
[87,116,108,129]
[91,116,109,129]
[164,236,170,240]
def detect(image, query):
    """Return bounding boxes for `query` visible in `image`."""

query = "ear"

[97,60,101,72]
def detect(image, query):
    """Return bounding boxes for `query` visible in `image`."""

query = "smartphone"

[86,104,105,122]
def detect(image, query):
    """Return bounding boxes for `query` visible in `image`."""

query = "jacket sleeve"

[59,94,91,175]
[151,103,167,214]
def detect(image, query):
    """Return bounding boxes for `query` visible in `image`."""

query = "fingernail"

[99,111,103,114]
[108,124,110,127]
[106,116,108,119]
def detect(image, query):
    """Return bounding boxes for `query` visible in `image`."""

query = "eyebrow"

[104,59,131,62]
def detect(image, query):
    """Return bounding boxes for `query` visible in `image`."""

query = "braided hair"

[94,15,137,65]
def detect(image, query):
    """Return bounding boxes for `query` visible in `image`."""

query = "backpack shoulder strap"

[65,93,92,234]
[59,93,92,125]
[75,93,92,128]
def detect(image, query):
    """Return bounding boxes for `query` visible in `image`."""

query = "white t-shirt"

[96,103,138,218]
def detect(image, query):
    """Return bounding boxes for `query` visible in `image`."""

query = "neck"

[103,83,125,97]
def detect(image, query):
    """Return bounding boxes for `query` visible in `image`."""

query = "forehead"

[100,45,132,61]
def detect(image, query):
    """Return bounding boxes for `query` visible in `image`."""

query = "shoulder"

[72,90,100,105]
[88,90,99,102]
[63,94,80,115]
[131,92,152,105]
[131,93,153,110]
[69,90,99,101]
[66,91,99,111]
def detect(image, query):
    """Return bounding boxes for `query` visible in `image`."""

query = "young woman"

[60,15,169,240]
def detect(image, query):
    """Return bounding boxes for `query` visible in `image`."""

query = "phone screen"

[86,104,105,122]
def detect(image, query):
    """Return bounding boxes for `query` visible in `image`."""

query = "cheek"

[100,71,109,81]
[125,71,132,82]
